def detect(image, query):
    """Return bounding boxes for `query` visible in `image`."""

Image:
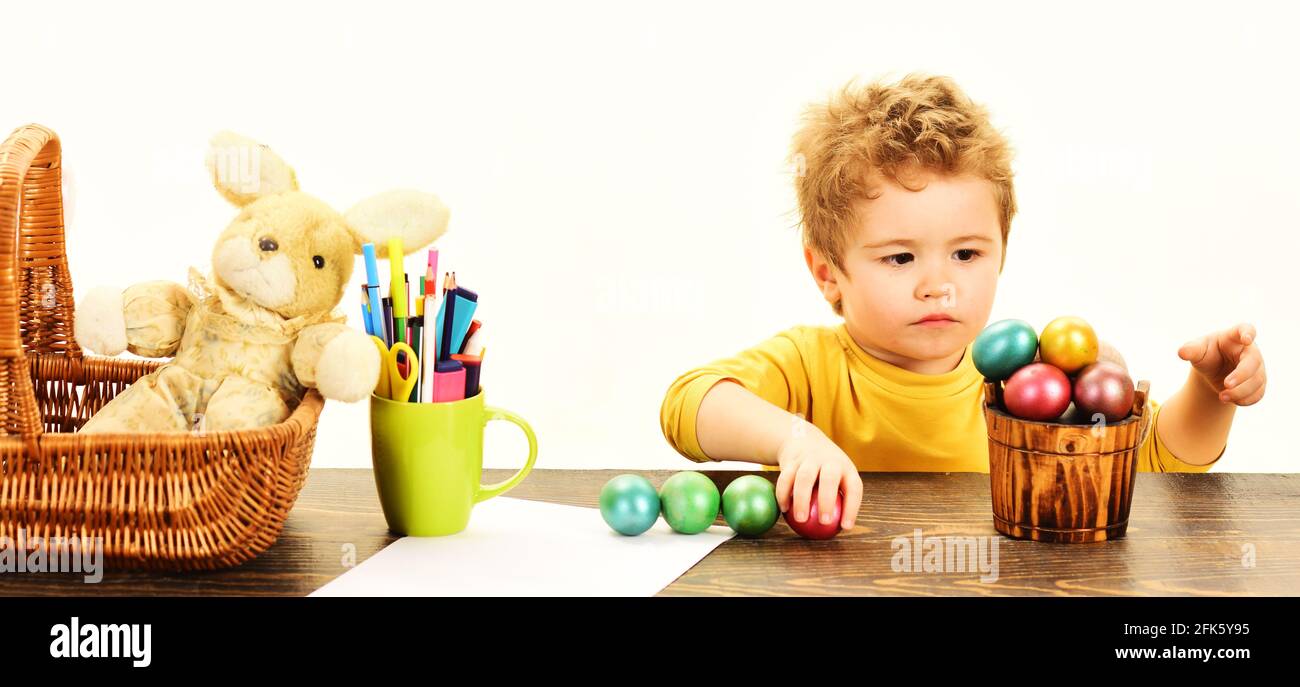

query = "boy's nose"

[920,280,952,299]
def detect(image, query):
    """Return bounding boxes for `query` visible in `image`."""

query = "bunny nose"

[258,237,278,252]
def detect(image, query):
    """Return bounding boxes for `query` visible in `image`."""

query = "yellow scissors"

[370,335,420,401]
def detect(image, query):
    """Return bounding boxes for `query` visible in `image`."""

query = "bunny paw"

[74,286,127,356]
[316,330,381,402]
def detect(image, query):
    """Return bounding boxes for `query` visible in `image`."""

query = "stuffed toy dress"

[73,132,448,433]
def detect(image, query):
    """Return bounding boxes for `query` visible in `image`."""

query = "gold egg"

[1039,316,1099,374]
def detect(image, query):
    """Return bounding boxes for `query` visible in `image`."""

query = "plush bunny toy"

[73,132,448,433]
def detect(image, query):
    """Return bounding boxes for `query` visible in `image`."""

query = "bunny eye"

[312,255,325,269]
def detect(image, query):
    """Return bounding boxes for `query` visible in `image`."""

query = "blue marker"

[432,286,478,358]
[362,243,385,339]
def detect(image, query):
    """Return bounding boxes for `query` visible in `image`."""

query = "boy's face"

[805,170,1003,375]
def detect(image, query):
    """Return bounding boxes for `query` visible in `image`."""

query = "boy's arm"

[695,380,801,466]
[659,329,812,464]
[1150,369,1234,468]
[659,328,863,529]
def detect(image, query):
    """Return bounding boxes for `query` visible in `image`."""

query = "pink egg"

[783,488,842,540]
[1003,363,1072,421]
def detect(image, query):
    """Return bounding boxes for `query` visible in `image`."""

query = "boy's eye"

[881,253,914,266]
[954,249,981,262]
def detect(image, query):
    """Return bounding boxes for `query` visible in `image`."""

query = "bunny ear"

[205,131,299,207]
[345,190,450,257]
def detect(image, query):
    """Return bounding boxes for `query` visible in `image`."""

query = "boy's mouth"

[914,314,957,325]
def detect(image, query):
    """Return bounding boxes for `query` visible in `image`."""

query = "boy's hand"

[774,419,863,530]
[1178,323,1267,406]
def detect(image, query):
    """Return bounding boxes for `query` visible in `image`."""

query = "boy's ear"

[205,131,299,207]
[805,246,842,306]
[344,189,450,257]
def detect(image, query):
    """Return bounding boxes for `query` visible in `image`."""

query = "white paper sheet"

[310,496,735,597]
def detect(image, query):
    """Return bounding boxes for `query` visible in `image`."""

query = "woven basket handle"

[0,123,80,440]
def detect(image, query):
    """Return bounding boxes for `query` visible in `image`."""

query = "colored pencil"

[440,272,457,363]
[359,284,372,336]
[409,317,423,402]
[382,297,393,348]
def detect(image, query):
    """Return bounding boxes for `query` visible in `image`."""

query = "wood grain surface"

[0,469,1295,597]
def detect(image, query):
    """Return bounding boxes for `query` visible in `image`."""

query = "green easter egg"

[973,319,1039,380]
[599,474,661,536]
[721,475,779,536]
[659,471,720,535]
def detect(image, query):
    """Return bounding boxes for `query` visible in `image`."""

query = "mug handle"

[475,405,539,503]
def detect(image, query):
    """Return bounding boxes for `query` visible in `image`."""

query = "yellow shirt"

[660,324,1221,473]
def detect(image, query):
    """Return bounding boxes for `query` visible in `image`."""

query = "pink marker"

[432,360,466,402]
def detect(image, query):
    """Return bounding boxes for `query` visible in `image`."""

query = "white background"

[5,0,1296,471]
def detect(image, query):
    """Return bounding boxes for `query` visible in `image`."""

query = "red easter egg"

[1003,363,1072,421]
[783,488,842,540]
[1073,361,1135,423]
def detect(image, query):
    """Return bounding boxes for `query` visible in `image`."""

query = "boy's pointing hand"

[1177,323,1266,406]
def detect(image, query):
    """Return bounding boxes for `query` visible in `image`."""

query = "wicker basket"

[983,378,1151,543]
[0,123,322,571]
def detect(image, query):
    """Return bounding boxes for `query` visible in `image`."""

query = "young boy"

[659,73,1267,532]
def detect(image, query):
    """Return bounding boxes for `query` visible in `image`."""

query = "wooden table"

[1,469,1296,596]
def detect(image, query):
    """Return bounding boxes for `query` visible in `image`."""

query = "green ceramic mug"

[369,388,538,536]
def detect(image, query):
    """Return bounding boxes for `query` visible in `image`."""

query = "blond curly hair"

[791,73,1017,314]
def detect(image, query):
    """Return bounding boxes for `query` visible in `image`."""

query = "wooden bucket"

[983,378,1151,543]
